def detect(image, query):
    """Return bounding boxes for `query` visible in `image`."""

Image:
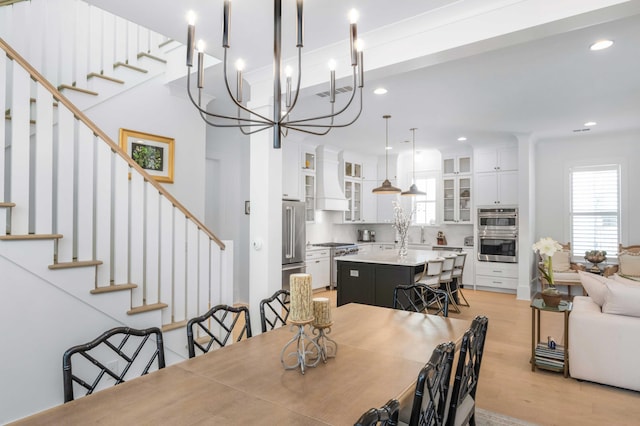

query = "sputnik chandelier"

[185,0,365,149]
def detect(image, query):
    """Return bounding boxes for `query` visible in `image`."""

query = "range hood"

[315,145,349,211]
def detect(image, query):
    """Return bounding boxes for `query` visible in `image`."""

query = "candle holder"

[308,322,338,363]
[280,319,322,374]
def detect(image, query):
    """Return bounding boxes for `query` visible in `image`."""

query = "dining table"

[13,303,471,425]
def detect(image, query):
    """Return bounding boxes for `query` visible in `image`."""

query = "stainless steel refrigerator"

[282,200,306,291]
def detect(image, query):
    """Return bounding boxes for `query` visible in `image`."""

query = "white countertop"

[335,249,450,267]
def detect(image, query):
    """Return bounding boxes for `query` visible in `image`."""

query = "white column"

[248,89,283,335]
[516,133,536,301]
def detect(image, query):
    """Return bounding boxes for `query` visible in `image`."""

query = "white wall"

[85,76,207,219]
[534,129,640,246]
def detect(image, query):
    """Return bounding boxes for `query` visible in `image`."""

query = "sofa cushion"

[612,273,640,286]
[552,271,580,283]
[618,253,640,276]
[551,251,571,272]
[602,278,640,318]
[577,271,607,307]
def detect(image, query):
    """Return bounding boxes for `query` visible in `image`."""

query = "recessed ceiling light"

[457,136,467,142]
[584,121,597,126]
[385,146,393,150]
[590,40,613,51]
[374,88,388,95]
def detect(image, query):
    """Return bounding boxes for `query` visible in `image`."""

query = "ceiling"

[86,0,640,156]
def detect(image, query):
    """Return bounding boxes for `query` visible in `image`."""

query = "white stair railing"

[1,37,231,328]
[0,0,171,102]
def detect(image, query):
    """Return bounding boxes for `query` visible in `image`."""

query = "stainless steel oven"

[477,231,518,262]
[477,207,518,262]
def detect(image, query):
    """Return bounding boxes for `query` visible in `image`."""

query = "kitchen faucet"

[420,226,425,244]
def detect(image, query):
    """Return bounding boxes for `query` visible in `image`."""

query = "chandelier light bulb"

[349,9,359,24]
[186,10,196,26]
[328,59,337,71]
[196,40,206,53]
[355,39,365,52]
[235,58,245,71]
[285,65,293,78]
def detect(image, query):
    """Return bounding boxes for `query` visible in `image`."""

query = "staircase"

[0,3,234,423]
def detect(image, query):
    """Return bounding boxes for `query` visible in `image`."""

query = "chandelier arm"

[283,125,333,137]
[283,89,363,129]
[186,72,270,124]
[286,67,358,125]
[280,47,303,123]
[222,48,274,124]
[197,110,272,129]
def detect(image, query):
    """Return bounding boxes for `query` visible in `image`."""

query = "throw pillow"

[612,273,640,286]
[577,271,607,307]
[551,251,571,272]
[618,254,640,276]
[602,278,640,318]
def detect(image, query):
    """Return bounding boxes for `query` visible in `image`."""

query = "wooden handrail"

[0,37,225,250]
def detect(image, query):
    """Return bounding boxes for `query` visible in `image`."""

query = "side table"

[530,292,572,378]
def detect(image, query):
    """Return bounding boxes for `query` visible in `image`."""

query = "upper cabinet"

[441,153,472,224]
[443,155,472,175]
[282,140,301,201]
[342,154,378,223]
[474,146,518,206]
[302,147,316,222]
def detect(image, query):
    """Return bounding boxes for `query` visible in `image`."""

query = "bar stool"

[439,254,461,313]
[416,258,446,314]
[451,252,471,307]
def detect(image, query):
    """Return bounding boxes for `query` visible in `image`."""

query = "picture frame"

[119,128,174,183]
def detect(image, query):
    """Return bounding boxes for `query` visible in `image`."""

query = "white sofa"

[569,295,640,391]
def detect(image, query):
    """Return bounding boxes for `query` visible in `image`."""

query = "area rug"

[476,408,539,426]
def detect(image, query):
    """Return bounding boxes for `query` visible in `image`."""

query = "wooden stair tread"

[86,72,125,84]
[127,303,168,315]
[137,52,167,64]
[57,84,99,96]
[162,320,188,333]
[49,260,103,269]
[113,62,148,74]
[0,234,63,240]
[0,202,16,208]
[90,283,137,294]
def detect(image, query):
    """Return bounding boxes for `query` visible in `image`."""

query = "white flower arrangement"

[392,201,413,256]
[532,237,563,287]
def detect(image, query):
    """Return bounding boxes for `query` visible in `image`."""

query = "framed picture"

[119,128,174,183]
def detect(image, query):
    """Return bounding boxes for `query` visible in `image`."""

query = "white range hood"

[315,145,348,211]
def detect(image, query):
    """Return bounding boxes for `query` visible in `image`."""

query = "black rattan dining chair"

[62,326,165,402]
[355,399,400,426]
[259,289,290,333]
[408,341,456,426]
[393,283,450,317]
[186,304,252,358]
[446,315,489,426]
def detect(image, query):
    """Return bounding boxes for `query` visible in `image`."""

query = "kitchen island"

[336,249,445,308]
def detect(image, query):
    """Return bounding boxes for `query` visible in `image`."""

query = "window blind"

[570,165,619,256]
[414,177,437,225]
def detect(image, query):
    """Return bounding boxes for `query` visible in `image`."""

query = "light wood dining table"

[13,303,470,425]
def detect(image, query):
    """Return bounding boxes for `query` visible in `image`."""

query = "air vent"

[315,86,353,98]
[572,128,591,133]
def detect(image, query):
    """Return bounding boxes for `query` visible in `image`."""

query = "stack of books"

[535,343,565,370]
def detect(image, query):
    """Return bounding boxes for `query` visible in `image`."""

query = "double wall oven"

[477,207,518,263]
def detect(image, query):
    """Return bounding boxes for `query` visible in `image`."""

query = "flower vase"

[541,287,562,307]
[398,232,408,257]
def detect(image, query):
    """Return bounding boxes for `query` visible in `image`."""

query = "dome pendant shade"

[401,183,425,196]
[373,115,401,194]
[401,127,425,196]
[373,179,402,194]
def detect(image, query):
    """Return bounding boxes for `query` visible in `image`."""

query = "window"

[570,165,620,256]
[413,177,437,225]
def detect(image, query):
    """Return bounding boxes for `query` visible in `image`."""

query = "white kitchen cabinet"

[475,261,518,291]
[344,179,362,222]
[282,140,301,200]
[443,155,472,175]
[461,248,475,288]
[443,175,472,224]
[342,153,377,223]
[303,172,315,222]
[306,249,330,289]
[474,146,518,173]
[475,171,518,206]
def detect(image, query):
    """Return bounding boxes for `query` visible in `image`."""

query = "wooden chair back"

[355,399,400,426]
[259,289,290,333]
[187,304,252,358]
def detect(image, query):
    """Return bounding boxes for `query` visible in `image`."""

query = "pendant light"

[372,115,402,194]
[401,128,426,196]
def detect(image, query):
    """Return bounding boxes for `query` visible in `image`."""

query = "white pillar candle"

[312,297,331,327]
[290,273,313,321]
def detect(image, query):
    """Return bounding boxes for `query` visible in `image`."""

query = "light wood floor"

[315,288,640,426]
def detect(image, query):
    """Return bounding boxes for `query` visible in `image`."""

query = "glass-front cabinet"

[443,155,471,175]
[443,176,472,223]
[344,180,361,222]
[301,147,316,222]
[345,161,362,179]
